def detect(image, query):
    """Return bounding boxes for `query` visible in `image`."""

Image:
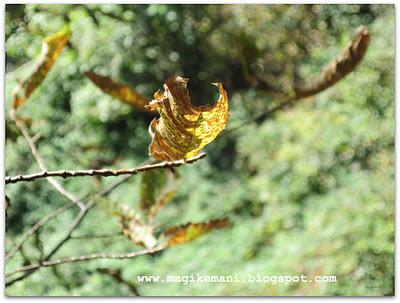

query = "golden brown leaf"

[294,25,371,99]
[164,218,229,247]
[12,31,69,109]
[146,76,229,161]
[85,71,152,112]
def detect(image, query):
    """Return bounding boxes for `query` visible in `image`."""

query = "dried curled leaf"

[294,25,371,99]
[12,31,69,109]
[85,71,152,112]
[99,199,157,248]
[146,77,229,161]
[120,216,158,249]
[164,218,229,247]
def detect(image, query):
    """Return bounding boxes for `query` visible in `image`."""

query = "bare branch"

[5,201,75,261]
[45,201,95,261]
[71,232,123,240]
[6,153,207,184]
[5,115,154,286]
[11,117,85,209]
[5,173,148,286]
[221,95,293,137]
[6,245,166,280]
[5,174,135,263]
[6,113,90,263]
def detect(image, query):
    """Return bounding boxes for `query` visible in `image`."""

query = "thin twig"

[71,232,123,240]
[5,173,147,287]
[5,174,135,263]
[5,201,75,261]
[45,201,95,261]
[222,26,371,136]
[221,95,293,136]
[6,245,166,279]
[5,202,93,286]
[6,153,207,184]
[6,114,160,286]
[43,173,144,261]
[6,115,86,261]
[11,117,84,209]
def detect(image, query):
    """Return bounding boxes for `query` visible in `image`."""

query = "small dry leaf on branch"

[120,215,158,249]
[84,71,152,112]
[147,77,229,161]
[164,218,230,247]
[12,31,70,110]
[98,199,157,248]
[294,26,371,99]
[117,169,179,247]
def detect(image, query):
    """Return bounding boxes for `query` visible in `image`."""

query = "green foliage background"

[5,4,394,296]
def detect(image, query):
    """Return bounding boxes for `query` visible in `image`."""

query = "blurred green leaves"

[139,169,179,222]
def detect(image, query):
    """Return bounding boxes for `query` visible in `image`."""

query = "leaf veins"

[146,76,229,161]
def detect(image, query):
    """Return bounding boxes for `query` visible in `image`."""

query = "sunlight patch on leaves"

[139,169,179,222]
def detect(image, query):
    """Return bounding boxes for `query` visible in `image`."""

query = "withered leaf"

[148,191,176,223]
[146,77,229,161]
[139,169,179,222]
[120,216,158,249]
[99,199,157,248]
[294,26,371,99]
[164,218,229,247]
[12,31,69,109]
[85,71,152,112]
